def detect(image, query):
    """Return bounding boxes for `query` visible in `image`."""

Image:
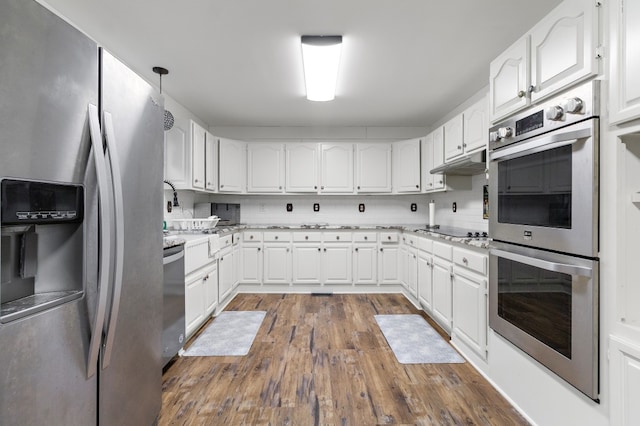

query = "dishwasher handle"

[163,248,184,265]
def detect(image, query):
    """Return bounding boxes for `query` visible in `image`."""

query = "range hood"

[430,150,487,175]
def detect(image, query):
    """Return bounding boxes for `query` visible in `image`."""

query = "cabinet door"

[463,95,488,154]
[191,121,206,189]
[321,144,353,193]
[404,248,418,297]
[164,124,189,189]
[356,143,391,193]
[432,259,453,332]
[430,129,446,190]
[610,0,640,124]
[247,143,284,193]
[393,138,421,193]
[240,244,262,285]
[453,270,487,358]
[185,273,205,337]
[292,245,322,284]
[204,132,218,192]
[204,263,218,315]
[444,114,464,161]
[490,37,530,122]
[219,251,234,302]
[530,0,598,103]
[263,244,291,285]
[322,243,352,284]
[417,252,433,311]
[379,246,399,284]
[219,138,246,192]
[285,143,318,192]
[353,244,377,285]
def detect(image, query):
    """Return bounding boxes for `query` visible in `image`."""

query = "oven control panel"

[489,80,599,151]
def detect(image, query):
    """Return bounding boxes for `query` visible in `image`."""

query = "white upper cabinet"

[392,138,421,193]
[204,131,218,192]
[164,124,189,189]
[421,132,445,192]
[247,143,284,193]
[490,37,530,122]
[443,115,464,162]
[356,143,392,193]
[320,143,354,193]
[490,0,599,122]
[463,95,488,154]
[191,121,206,190]
[529,0,598,103]
[218,138,246,193]
[285,143,319,193]
[610,0,640,124]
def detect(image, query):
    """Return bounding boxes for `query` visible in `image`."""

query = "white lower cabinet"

[417,250,433,311]
[203,262,219,316]
[378,245,399,284]
[240,243,262,285]
[452,246,488,359]
[401,245,418,297]
[431,241,454,332]
[353,243,377,285]
[185,270,206,338]
[292,244,322,284]
[263,243,291,284]
[322,242,352,285]
[219,248,234,302]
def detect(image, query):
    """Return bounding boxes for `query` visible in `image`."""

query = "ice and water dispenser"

[0,179,85,322]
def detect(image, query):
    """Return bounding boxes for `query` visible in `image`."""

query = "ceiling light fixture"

[152,66,175,131]
[301,35,342,102]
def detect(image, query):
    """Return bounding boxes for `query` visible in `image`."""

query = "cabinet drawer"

[417,236,433,253]
[353,232,376,243]
[402,234,418,247]
[453,247,487,275]
[184,239,210,274]
[293,232,322,242]
[433,241,453,261]
[323,231,352,242]
[263,231,292,242]
[243,231,263,242]
[219,234,233,249]
[380,232,399,243]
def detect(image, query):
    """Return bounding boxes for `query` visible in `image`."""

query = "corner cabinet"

[392,138,421,193]
[247,143,284,193]
[609,0,640,124]
[490,0,600,122]
[218,138,246,192]
[355,143,392,193]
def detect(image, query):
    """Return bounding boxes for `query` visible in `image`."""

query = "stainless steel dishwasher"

[162,243,185,368]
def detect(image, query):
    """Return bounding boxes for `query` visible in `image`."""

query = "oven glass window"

[497,144,572,228]
[497,257,572,358]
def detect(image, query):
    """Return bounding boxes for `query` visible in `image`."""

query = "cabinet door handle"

[457,145,461,150]
[287,248,290,252]
[318,248,321,252]
[380,248,383,252]
[314,186,318,190]
[462,257,468,264]
[305,236,309,240]
[415,184,419,188]
[279,186,282,190]
[258,247,261,252]
[355,248,359,252]
[194,179,199,183]
[207,181,212,185]
[518,90,526,98]
[336,236,339,240]
[357,186,361,190]
[275,236,279,240]
[387,236,391,240]
[364,236,368,240]
[324,248,327,252]
[220,184,224,188]
[250,235,254,239]
[321,186,325,190]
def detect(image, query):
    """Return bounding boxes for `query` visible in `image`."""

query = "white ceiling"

[41,0,562,128]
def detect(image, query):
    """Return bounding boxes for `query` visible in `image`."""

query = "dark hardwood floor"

[159,293,529,425]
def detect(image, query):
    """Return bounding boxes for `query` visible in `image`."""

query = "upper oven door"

[488,118,599,258]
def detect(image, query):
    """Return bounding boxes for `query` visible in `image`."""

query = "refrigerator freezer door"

[0,0,99,424]
[98,49,164,425]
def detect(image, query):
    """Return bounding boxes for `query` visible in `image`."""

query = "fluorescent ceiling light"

[301,35,342,102]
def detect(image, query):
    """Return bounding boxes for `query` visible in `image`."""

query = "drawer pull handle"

[305,236,309,240]
[336,236,339,240]
[463,257,468,264]
[364,236,368,240]
[275,236,279,240]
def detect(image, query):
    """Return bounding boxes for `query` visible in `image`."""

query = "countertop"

[164,224,489,249]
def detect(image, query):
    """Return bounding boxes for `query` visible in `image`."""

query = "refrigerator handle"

[86,104,113,379]
[101,111,125,370]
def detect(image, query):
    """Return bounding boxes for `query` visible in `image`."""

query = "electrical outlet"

[359,203,365,212]
[410,203,417,212]
[452,202,457,213]
[167,201,172,213]
[313,203,320,212]
[286,203,293,212]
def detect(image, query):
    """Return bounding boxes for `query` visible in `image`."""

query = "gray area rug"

[183,311,266,356]
[375,314,465,364]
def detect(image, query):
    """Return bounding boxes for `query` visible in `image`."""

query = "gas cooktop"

[425,226,488,239]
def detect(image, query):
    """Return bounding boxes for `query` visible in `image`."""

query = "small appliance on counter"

[195,203,240,226]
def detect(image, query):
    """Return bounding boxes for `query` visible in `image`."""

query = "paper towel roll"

[429,200,435,227]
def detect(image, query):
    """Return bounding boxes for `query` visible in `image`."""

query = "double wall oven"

[488,80,599,400]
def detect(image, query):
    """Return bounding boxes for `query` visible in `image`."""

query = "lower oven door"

[489,241,598,400]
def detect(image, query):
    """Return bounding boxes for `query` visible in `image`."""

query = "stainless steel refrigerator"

[0,0,164,424]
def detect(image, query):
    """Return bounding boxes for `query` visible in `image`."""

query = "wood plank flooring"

[159,294,529,425]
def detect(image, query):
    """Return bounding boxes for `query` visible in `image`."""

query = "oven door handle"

[490,248,592,277]
[490,127,591,162]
